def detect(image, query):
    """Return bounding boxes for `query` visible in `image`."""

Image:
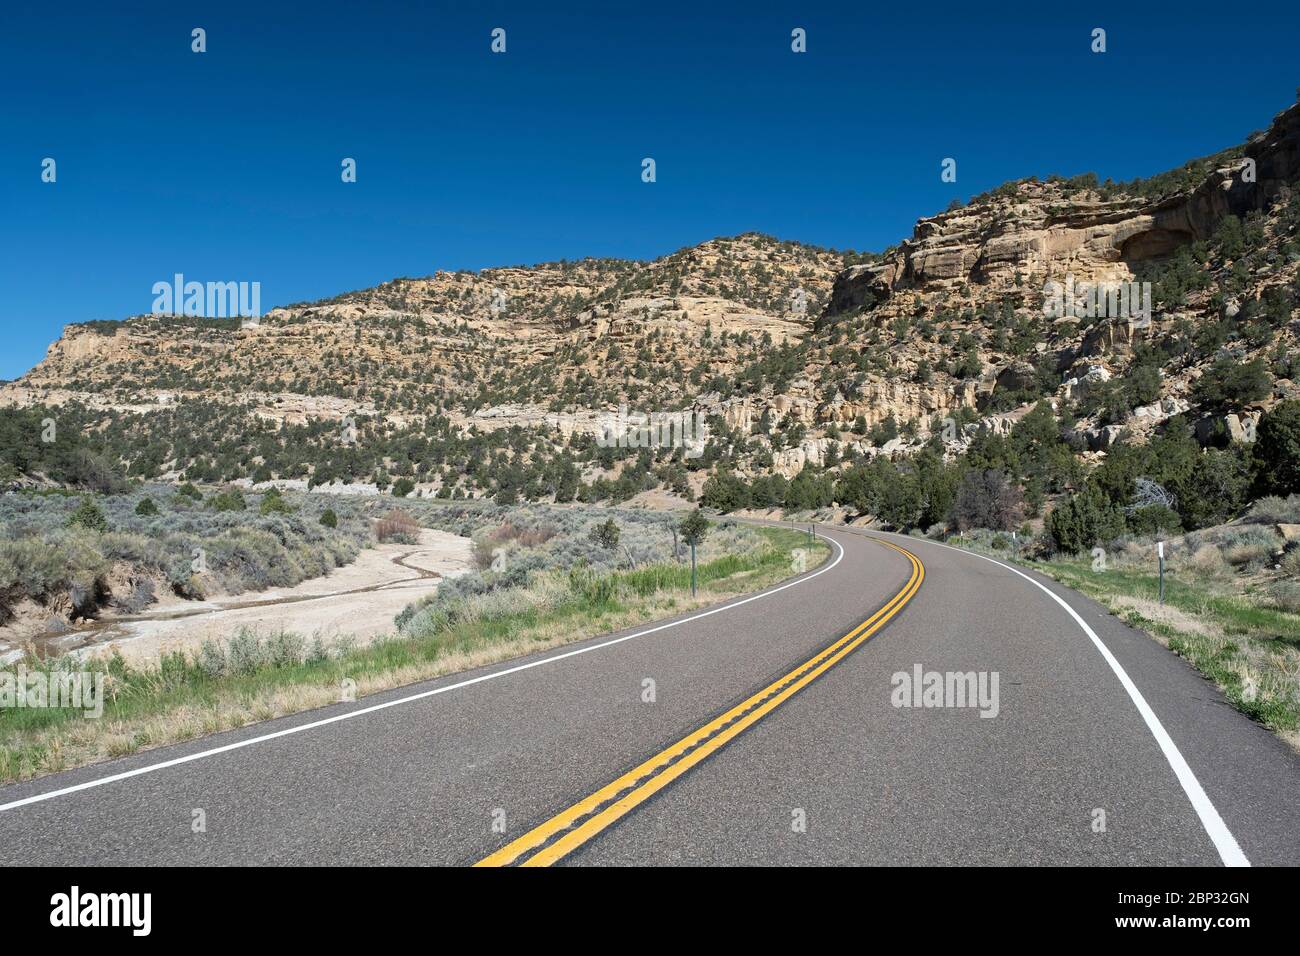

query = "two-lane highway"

[1,526,1297,865]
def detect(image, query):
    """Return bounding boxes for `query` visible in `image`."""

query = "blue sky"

[2,0,1297,379]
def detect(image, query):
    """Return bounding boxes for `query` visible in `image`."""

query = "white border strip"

[0,532,845,814]
[875,531,1249,868]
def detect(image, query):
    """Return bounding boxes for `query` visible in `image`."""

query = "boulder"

[1195,413,1259,444]
[994,362,1039,394]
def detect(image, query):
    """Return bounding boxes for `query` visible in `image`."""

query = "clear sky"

[2,0,1297,379]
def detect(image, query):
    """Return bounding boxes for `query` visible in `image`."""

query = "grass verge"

[0,526,827,784]
[942,531,1300,749]
[1030,559,1300,744]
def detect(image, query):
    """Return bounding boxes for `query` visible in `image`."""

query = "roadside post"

[690,541,697,597]
[1158,540,1165,605]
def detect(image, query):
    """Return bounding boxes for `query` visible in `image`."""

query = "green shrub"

[700,471,750,513]
[1127,504,1182,536]
[135,497,158,516]
[68,498,109,533]
[591,518,620,550]
[320,508,338,528]
[210,489,246,513]
[1179,446,1251,528]
[1253,401,1300,496]
[176,482,203,501]
[259,488,294,515]
[679,509,710,546]
[1046,487,1125,553]
[1192,357,1270,410]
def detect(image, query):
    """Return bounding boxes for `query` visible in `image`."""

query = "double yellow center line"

[474,537,925,867]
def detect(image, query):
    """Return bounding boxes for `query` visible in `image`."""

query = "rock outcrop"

[826,101,1300,313]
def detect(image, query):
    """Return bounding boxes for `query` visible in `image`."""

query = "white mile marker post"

[1158,540,1165,605]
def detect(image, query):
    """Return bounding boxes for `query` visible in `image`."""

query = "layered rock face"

[4,102,1298,489]
[830,101,1300,313]
[5,233,850,419]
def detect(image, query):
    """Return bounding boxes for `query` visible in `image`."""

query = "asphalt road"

[2,526,1298,866]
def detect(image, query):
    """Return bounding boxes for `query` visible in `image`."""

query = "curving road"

[2,526,1298,866]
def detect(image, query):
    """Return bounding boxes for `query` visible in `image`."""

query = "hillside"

[3,99,1299,517]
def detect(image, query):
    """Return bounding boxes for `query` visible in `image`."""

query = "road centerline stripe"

[474,539,924,867]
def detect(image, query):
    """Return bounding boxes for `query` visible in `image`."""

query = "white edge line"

[0,531,846,813]
[873,530,1250,868]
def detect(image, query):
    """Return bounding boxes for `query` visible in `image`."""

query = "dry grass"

[1109,595,1216,641]
[374,509,419,544]
[1028,546,1300,750]
[0,530,827,783]
[471,520,559,570]
[955,514,1300,749]
[1181,543,1233,579]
